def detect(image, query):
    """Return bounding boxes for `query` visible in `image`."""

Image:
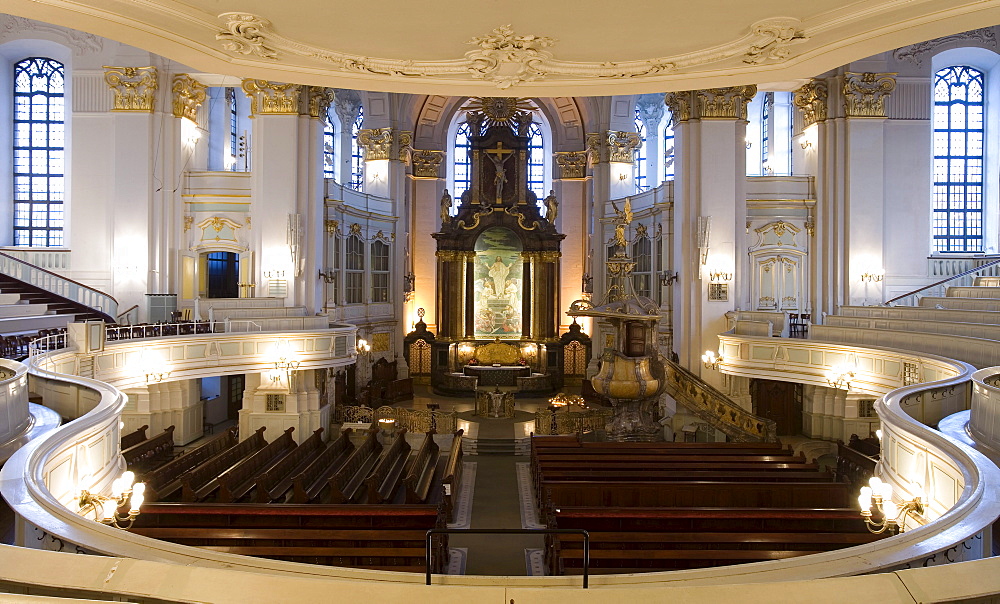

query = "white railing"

[0,251,117,318]
[104,321,222,342]
[970,367,1000,457]
[0,247,71,271]
[226,319,262,332]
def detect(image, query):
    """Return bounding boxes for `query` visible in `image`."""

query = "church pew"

[535,469,836,483]
[404,430,440,504]
[441,429,464,521]
[328,429,383,503]
[131,502,448,573]
[365,429,411,504]
[120,424,149,450]
[142,427,239,502]
[122,425,175,473]
[255,428,327,503]
[290,429,357,503]
[541,480,851,511]
[181,427,268,502]
[216,427,297,503]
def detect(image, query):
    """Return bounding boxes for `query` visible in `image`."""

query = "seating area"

[126,424,465,572]
[530,435,886,575]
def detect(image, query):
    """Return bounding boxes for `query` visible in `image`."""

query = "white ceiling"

[5,0,1000,95]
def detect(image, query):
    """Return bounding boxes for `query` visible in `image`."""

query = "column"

[239,368,330,444]
[408,149,445,332]
[667,86,756,384]
[554,151,590,335]
[793,80,828,317]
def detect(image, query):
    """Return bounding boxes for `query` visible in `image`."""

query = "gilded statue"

[543,189,558,223]
[610,197,633,248]
[440,189,452,224]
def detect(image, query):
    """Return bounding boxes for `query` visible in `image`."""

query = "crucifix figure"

[484,142,515,204]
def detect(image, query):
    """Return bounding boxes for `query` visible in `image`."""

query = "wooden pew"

[256,428,327,503]
[143,427,239,501]
[181,427,268,502]
[536,469,836,483]
[122,425,175,472]
[328,429,383,503]
[548,506,885,574]
[217,427,298,503]
[291,429,357,503]
[131,502,448,573]
[404,430,440,504]
[365,429,411,504]
[441,429,464,521]
[121,424,149,450]
[837,434,879,495]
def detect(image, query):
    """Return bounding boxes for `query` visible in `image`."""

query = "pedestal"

[607,398,663,442]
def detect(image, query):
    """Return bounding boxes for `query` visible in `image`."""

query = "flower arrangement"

[516,357,529,366]
[467,357,480,366]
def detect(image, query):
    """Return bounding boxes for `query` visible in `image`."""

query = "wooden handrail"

[885,257,1000,305]
[116,304,139,320]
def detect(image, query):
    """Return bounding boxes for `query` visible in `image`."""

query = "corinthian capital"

[792,79,828,127]
[241,79,301,116]
[171,74,206,121]
[103,66,158,112]
[307,86,336,119]
[411,149,445,178]
[696,85,758,119]
[664,91,692,122]
[843,72,896,118]
[555,151,587,178]
[357,127,394,161]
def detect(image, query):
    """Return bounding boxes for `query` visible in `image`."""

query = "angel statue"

[543,189,558,223]
[440,189,452,224]
[610,197,633,248]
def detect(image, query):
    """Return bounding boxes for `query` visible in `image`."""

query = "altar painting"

[474,227,523,339]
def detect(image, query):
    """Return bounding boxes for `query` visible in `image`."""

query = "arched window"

[350,105,364,191]
[370,239,389,303]
[453,120,472,205]
[527,122,546,201]
[345,234,365,303]
[226,87,238,171]
[933,65,985,253]
[634,107,648,193]
[323,116,336,180]
[761,92,772,170]
[746,91,793,176]
[663,111,675,182]
[13,57,65,247]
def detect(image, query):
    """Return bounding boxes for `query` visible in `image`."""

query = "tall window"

[345,234,365,303]
[453,121,472,203]
[933,65,985,253]
[350,105,364,191]
[761,92,772,171]
[226,87,238,171]
[632,236,652,297]
[634,107,648,193]
[370,240,389,303]
[663,112,675,182]
[527,122,545,201]
[13,58,65,247]
[323,117,336,180]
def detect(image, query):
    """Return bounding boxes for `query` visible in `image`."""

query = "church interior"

[0,1,999,601]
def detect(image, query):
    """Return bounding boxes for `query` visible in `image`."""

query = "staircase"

[0,274,113,324]
[0,252,117,327]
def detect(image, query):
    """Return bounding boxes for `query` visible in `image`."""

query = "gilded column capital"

[171,74,206,121]
[539,251,562,262]
[411,149,445,178]
[792,79,828,128]
[843,72,896,118]
[241,79,301,116]
[585,132,603,165]
[695,85,757,119]
[103,66,158,112]
[357,127,393,161]
[608,131,641,162]
[307,86,336,119]
[436,250,468,262]
[555,151,587,179]
[664,91,692,122]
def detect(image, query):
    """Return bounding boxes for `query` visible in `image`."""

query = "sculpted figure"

[543,189,558,223]
[440,189,452,224]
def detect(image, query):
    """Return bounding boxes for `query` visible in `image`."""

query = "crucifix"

[484,142,515,205]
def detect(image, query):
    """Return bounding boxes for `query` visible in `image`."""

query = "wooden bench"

[536,469,836,483]
[122,425,175,472]
[143,427,238,501]
[365,429,411,504]
[217,427,297,503]
[441,429,464,521]
[404,430,440,504]
[291,429,357,503]
[329,429,383,503]
[121,424,149,450]
[181,427,268,502]
[256,428,327,503]
[131,502,448,573]
[837,434,879,495]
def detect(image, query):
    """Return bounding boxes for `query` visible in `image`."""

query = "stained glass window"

[13,58,65,247]
[350,105,364,191]
[932,66,985,253]
[323,117,336,180]
[634,107,648,193]
[663,111,675,182]
[527,122,546,201]
[453,121,472,205]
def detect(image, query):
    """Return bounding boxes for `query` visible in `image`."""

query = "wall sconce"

[859,477,924,534]
[181,117,200,147]
[861,272,884,283]
[659,270,679,286]
[702,350,723,370]
[709,271,733,283]
[318,269,336,283]
[263,270,286,280]
[826,362,856,390]
[77,471,145,529]
[800,140,813,149]
[145,370,169,384]
[745,139,752,149]
[356,338,372,355]
[618,173,627,181]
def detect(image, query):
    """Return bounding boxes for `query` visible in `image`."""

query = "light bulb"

[129,491,144,515]
[879,482,893,502]
[102,502,115,521]
[859,486,872,511]
[868,476,882,491]
[882,500,899,522]
[909,482,923,499]
[110,478,124,498]
[132,482,145,497]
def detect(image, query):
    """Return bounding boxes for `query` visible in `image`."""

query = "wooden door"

[750,378,802,436]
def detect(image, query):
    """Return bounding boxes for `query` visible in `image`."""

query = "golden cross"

[484,142,515,160]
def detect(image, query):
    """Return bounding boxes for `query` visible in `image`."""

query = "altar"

[463,365,530,387]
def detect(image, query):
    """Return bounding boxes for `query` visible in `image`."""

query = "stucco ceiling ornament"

[214,13,809,89]
[0,15,103,54]
[893,27,997,65]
